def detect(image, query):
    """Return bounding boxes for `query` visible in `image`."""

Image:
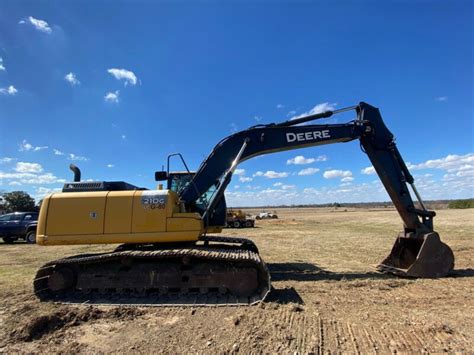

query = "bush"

[448,199,474,209]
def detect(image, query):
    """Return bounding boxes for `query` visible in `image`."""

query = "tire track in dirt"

[346,322,360,354]
[260,305,468,353]
[317,316,324,354]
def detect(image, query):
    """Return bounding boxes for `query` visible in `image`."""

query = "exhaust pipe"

[69,164,81,182]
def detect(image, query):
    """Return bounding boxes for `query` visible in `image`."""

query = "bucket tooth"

[377,232,454,278]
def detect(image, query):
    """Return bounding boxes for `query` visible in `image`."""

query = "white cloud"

[224,152,474,207]
[68,153,88,162]
[34,186,62,199]
[9,181,22,186]
[230,123,238,133]
[287,110,296,117]
[16,142,26,152]
[239,176,252,183]
[53,149,65,156]
[104,90,119,103]
[107,68,138,86]
[308,102,337,114]
[407,153,474,172]
[289,102,337,121]
[0,157,16,164]
[107,164,114,168]
[18,140,48,152]
[361,166,376,175]
[0,85,18,95]
[287,155,327,165]
[253,170,288,179]
[234,168,252,182]
[14,162,43,173]
[436,96,447,102]
[0,172,64,185]
[20,16,52,34]
[323,169,353,179]
[64,72,80,86]
[276,104,284,109]
[0,57,5,71]
[298,167,320,176]
[0,172,36,180]
[121,134,126,139]
[254,116,262,122]
[287,155,315,165]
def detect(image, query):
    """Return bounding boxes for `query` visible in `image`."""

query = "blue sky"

[0,1,472,206]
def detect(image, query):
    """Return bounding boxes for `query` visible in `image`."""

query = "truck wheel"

[233,221,241,228]
[26,231,37,244]
[2,237,14,244]
[244,220,253,228]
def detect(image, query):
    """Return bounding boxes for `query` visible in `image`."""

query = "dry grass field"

[0,207,472,353]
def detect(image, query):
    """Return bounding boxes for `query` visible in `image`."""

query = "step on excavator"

[33,102,455,306]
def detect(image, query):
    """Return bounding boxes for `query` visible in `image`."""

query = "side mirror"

[155,171,168,181]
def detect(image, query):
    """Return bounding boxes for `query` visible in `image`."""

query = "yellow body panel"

[131,191,169,233]
[46,192,106,235]
[37,230,201,245]
[104,191,133,234]
[37,189,206,246]
[205,226,223,233]
[167,216,202,232]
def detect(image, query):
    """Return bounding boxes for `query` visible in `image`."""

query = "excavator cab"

[155,170,227,228]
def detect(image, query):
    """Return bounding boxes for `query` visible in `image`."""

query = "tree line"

[0,191,41,213]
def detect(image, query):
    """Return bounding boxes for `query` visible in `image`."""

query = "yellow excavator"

[34,102,454,306]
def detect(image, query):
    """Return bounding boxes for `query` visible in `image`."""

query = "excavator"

[33,102,455,306]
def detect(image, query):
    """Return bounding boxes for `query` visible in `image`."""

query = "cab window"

[169,174,193,194]
[195,184,217,210]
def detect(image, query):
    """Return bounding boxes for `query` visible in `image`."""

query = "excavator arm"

[181,102,454,278]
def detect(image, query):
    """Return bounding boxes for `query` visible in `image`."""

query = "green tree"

[1,191,37,213]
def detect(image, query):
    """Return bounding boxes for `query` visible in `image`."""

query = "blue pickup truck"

[0,212,38,244]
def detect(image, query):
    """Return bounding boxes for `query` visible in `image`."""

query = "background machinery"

[255,212,279,220]
[33,102,455,306]
[226,209,255,228]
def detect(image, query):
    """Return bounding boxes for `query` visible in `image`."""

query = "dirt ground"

[0,207,472,353]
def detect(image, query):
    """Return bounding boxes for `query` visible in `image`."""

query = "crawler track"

[33,236,270,306]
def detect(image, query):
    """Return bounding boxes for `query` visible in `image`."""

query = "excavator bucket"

[377,232,454,278]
